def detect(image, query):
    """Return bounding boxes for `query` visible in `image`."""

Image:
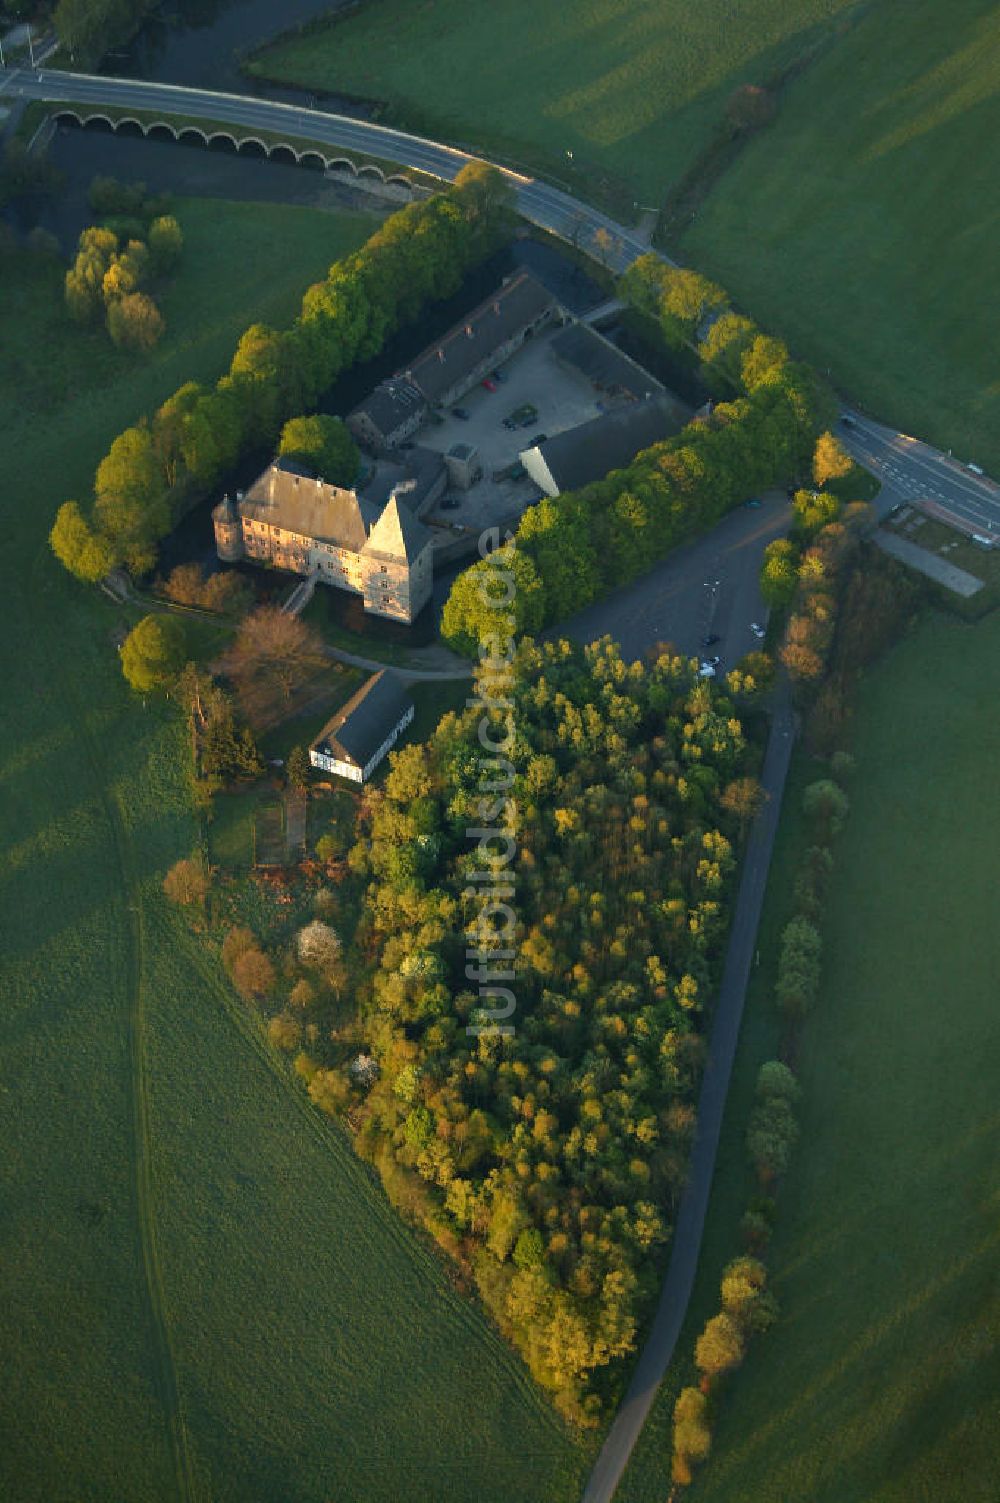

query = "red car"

[481,377,498,392]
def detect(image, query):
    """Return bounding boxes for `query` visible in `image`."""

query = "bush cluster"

[64,211,182,353]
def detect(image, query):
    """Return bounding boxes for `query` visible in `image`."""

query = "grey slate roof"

[311,671,414,771]
[404,272,555,403]
[359,445,445,513]
[550,323,664,401]
[350,376,426,441]
[241,459,378,549]
[521,395,682,494]
[362,495,433,564]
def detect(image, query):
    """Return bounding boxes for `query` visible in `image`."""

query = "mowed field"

[0,197,583,1501]
[683,0,1000,473]
[252,0,857,203]
[620,606,1000,1502]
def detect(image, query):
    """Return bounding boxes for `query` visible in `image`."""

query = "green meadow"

[682,0,1000,472]
[618,606,1000,1502]
[0,196,583,1500]
[250,0,858,205]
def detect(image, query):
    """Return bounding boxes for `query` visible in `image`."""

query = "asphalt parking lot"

[556,490,790,669]
[420,326,612,534]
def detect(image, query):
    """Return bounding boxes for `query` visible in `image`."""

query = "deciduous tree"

[120,614,185,693]
[162,857,209,908]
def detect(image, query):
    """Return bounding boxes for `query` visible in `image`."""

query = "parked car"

[703,634,721,648]
[840,413,856,428]
[750,623,766,639]
[481,378,497,392]
[492,368,508,382]
[744,496,762,508]
[530,432,548,446]
[441,497,461,510]
[698,662,717,679]
[502,418,516,430]
[449,523,465,533]
[452,407,470,420]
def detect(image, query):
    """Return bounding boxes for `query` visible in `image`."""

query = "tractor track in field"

[35,555,199,1502]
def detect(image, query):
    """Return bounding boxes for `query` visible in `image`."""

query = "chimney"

[465,325,473,338]
[437,348,445,361]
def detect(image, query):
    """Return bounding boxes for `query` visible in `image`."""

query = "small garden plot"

[253,799,286,867]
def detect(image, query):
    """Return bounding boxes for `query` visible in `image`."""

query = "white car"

[750,623,766,639]
[699,662,717,679]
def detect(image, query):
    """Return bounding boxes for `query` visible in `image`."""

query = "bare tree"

[223,605,326,728]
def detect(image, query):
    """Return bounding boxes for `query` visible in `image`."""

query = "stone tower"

[213,493,244,563]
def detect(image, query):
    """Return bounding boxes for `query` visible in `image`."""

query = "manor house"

[213,456,435,623]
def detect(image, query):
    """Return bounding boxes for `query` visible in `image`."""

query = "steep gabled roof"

[405,272,555,402]
[361,494,432,564]
[241,460,377,550]
[310,671,414,771]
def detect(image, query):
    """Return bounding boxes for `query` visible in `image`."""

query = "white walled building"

[213,457,435,623]
[309,671,415,783]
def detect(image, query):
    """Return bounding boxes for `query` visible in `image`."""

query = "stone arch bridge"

[51,108,419,194]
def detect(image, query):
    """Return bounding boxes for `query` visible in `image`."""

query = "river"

[103,0,361,102]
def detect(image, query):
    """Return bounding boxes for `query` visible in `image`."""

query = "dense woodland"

[332,637,767,1421]
[442,257,832,653]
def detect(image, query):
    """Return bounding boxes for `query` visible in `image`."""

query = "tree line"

[49,163,515,583]
[441,255,834,654]
[670,763,851,1489]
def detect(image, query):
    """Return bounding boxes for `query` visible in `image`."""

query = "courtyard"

[418,324,651,536]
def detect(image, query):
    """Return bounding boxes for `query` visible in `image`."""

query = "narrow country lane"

[6,61,999,1503]
[582,689,796,1503]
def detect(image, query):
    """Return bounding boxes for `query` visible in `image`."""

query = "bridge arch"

[80,113,115,133]
[146,121,178,142]
[207,131,239,153]
[237,136,267,156]
[299,150,326,172]
[178,126,208,147]
[357,163,385,182]
[269,143,297,165]
[53,109,84,128]
[112,116,143,137]
[326,156,358,176]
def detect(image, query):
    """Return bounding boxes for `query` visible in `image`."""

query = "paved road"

[8,62,1000,1503]
[0,67,653,273]
[840,412,1000,532]
[582,687,797,1503]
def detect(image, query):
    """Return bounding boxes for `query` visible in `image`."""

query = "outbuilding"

[309,671,415,783]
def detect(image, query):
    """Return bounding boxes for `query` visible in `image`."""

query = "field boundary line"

[31,546,200,1503]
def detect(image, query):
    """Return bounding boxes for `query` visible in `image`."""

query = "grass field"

[619,605,1000,1502]
[250,0,858,206]
[682,0,1000,474]
[0,196,584,1500]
